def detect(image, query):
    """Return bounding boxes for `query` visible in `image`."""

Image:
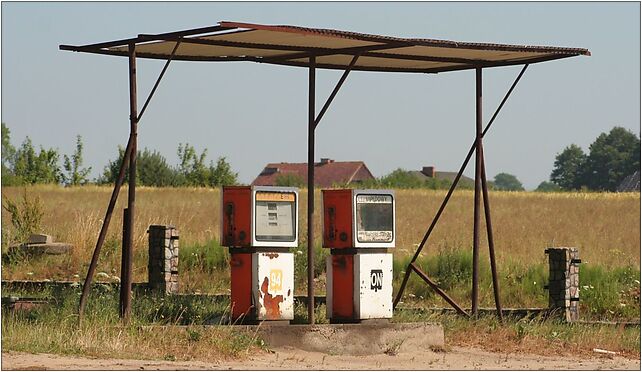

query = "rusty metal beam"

[137,41,181,122]
[307,56,316,324]
[480,149,503,322]
[314,55,359,129]
[121,42,138,322]
[393,64,529,311]
[410,263,469,317]
[472,67,483,316]
[78,135,133,320]
[59,25,232,51]
[119,208,130,318]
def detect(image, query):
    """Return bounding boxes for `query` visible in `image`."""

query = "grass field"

[1,185,640,318]
[2,288,639,360]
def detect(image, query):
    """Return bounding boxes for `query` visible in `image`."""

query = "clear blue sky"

[2,2,640,189]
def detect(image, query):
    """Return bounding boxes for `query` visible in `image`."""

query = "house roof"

[410,170,474,183]
[60,21,590,74]
[252,161,374,187]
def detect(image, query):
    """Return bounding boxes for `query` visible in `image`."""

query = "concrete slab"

[254,322,444,355]
[27,234,53,244]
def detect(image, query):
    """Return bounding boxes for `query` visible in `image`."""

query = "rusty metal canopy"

[60,21,590,74]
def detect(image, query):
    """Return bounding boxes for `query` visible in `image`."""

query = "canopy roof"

[60,21,590,74]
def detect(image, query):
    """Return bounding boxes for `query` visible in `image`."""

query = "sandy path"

[2,347,639,370]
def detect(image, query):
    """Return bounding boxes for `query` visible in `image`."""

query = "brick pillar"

[148,225,179,294]
[545,247,580,322]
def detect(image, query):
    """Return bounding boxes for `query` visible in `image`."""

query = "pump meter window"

[254,191,297,242]
[355,194,393,243]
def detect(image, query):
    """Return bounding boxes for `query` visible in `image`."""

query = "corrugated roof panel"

[61,21,590,73]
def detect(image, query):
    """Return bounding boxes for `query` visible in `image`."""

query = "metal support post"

[121,42,138,322]
[119,208,130,318]
[393,65,529,313]
[480,151,503,321]
[307,56,316,324]
[472,67,482,316]
[78,136,133,320]
[78,40,180,321]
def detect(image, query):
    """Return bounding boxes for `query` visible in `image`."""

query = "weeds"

[2,187,44,245]
[2,288,262,361]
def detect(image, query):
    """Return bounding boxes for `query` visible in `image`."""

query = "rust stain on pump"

[264,252,280,259]
[261,276,284,319]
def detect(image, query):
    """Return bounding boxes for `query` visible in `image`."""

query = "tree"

[138,149,179,187]
[379,168,424,189]
[177,143,209,186]
[62,135,92,186]
[12,137,61,184]
[208,157,238,186]
[535,181,562,192]
[583,127,640,191]
[97,145,126,185]
[98,146,179,187]
[1,123,20,186]
[493,172,524,191]
[2,123,15,171]
[550,144,587,190]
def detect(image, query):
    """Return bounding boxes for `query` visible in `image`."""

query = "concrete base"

[9,243,72,256]
[252,322,444,355]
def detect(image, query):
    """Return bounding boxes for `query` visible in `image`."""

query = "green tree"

[550,144,587,190]
[379,168,424,189]
[208,157,238,186]
[2,123,15,171]
[275,173,305,187]
[1,123,20,186]
[535,181,562,193]
[583,127,640,191]
[138,149,179,187]
[177,143,209,186]
[98,146,179,187]
[13,137,61,184]
[493,172,524,191]
[62,135,92,186]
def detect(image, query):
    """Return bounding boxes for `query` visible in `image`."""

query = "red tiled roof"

[252,161,374,188]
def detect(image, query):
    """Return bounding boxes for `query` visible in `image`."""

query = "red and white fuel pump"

[323,189,395,322]
[221,186,297,322]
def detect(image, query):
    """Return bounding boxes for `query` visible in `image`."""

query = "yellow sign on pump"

[256,192,296,202]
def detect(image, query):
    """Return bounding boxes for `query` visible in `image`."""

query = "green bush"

[180,240,229,273]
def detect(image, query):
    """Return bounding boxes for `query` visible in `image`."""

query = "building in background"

[252,158,374,188]
[409,166,474,186]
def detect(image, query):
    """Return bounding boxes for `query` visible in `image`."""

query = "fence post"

[545,247,580,322]
[148,225,179,294]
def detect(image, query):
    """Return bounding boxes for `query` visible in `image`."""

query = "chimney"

[320,158,334,165]
[422,166,436,178]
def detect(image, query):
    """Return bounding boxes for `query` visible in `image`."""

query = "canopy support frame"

[77,41,180,322]
[393,64,529,318]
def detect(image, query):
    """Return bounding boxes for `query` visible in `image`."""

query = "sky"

[1,2,640,189]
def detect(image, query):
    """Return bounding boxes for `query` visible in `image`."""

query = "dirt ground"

[2,347,639,370]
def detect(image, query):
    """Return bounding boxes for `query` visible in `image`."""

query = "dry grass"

[2,186,638,282]
[2,316,262,362]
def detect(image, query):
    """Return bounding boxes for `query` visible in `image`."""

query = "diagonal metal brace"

[137,41,181,122]
[410,263,469,317]
[79,44,181,320]
[393,64,529,311]
[314,55,360,129]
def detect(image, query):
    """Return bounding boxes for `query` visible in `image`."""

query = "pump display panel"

[254,191,297,243]
[322,189,395,249]
[221,186,299,248]
[355,194,394,244]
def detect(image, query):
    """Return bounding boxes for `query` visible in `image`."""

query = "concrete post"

[148,225,179,294]
[545,247,580,322]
